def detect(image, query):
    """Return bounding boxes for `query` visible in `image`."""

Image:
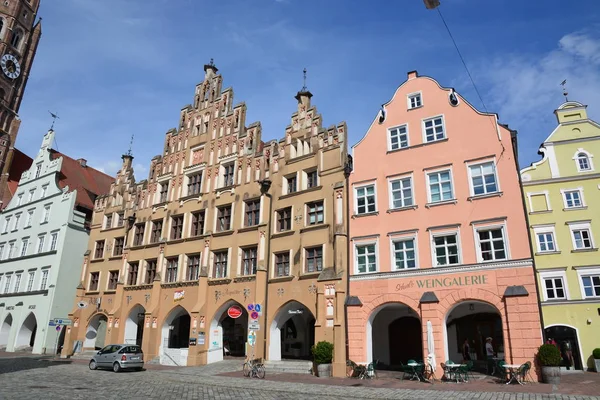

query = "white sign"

[248,320,260,331]
[248,331,256,347]
[288,309,304,315]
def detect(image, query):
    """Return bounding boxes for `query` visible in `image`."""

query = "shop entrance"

[269,301,315,361]
[124,304,145,346]
[160,306,191,366]
[15,313,37,350]
[208,301,248,364]
[84,314,108,350]
[0,314,12,347]
[368,303,422,370]
[544,325,583,370]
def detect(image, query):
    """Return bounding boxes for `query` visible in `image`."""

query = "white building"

[0,130,112,354]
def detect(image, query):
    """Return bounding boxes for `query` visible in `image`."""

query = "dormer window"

[34,163,42,178]
[575,152,593,172]
[408,93,422,109]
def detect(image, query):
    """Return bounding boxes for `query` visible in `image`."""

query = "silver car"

[89,344,144,372]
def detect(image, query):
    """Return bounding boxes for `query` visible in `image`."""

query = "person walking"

[462,338,471,362]
[485,337,495,374]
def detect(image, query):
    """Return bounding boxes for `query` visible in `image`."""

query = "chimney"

[77,158,87,167]
[407,70,418,80]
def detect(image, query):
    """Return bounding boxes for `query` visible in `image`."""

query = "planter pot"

[594,359,600,373]
[541,366,561,384]
[317,363,332,378]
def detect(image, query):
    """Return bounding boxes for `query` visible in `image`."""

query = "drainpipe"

[258,179,273,360]
[343,156,353,362]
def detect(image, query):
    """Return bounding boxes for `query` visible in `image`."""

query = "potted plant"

[593,348,600,372]
[311,341,334,378]
[538,344,562,384]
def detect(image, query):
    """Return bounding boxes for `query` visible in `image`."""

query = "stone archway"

[160,305,191,366]
[15,313,37,350]
[124,304,145,346]
[84,314,108,350]
[207,300,248,364]
[0,314,12,347]
[269,300,316,361]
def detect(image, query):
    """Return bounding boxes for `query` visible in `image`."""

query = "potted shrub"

[311,341,334,378]
[593,348,600,372]
[538,344,562,384]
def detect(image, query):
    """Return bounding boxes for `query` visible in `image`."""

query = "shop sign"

[189,338,197,346]
[174,290,185,302]
[227,305,243,319]
[395,274,488,291]
[198,332,205,345]
[248,320,260,331]
[288,309,303,315]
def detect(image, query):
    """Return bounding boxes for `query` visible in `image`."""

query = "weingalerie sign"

[395,274,488,291]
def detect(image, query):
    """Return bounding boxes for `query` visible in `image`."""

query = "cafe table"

[503,364,523,385]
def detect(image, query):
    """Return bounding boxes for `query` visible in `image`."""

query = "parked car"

[89,344,144,372]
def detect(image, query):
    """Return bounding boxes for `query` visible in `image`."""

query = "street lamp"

[258,178,272,360]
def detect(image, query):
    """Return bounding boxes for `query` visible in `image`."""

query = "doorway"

[544,325,583,370]
[269,301,315,361]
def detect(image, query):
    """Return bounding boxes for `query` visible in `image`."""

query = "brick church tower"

[0,0,42,207]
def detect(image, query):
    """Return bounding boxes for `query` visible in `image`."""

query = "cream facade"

[61,62,350,377]
[521,101,600,371]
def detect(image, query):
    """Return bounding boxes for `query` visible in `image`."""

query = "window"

[13,213,20,230]
[423,116,445,142]
[356,244,377,273]
[10,29,21,48]
[159,182,169,203]
[37,235,45,253]
[213,251,228,278]
[187,172,202,195]
[390,177,413,208]
[16,194,22,206]
[433,234,459,266]
[145,260,157,284]
[537,232,556,252]
[242,247,257,276]
[286,174,297,194]
[113,237,124,256]
[307,201,324,225]
[134,223,145,246]
[572,228,593,250]
[28,189,35,202]
[217,205,232,231]
[408,93,422,109]
[89,272,99,291]
[25,210,33,227]
[13,273,21,293]
[427,170,453,202]
[393,239,416,269]
[305,246,323,273]
[389,125,409,151]
[191,211,205,236]
[105,214,113,229]
[20,238,28,257]
[34,163,42,178]
[127,262,139,286]
[117,212,124,227]
[544,277,566,300]
[581,275,600,298]
[477,228,506,261]
[223,163,235,187]
[94,240,105,259]
[3,275,11,293]
[171,215,184,240]
[187,254,200,281]
[355,185,376,214]
[42,205,50,223]
[8,241,15,258]
[26,271,35,292]
[275,252,290,277]
[469,162,498,195]
[166,258,178,283]
[41,185,48,198]
[563,190,583,208]
[2,216,10,233]
[108,270,119,290]
[307,170,318,189]
[150,219,163,243]
[576,152,591,171]
[245,200,260,227]
[40,270,48,290]
[0,244,3,259]
[277,207,292,232]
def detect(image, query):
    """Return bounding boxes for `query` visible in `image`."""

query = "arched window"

[10,29,22,49]
[576,152,592,171]
[0,18,4,35]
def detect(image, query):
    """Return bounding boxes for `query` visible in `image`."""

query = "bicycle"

[243,356,265,379]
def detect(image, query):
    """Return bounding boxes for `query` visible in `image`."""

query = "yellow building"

[521,101,600,371]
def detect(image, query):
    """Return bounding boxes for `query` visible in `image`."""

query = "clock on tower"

[0,0,42,207]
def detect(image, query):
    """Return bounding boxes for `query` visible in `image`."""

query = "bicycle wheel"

[256,364,266,379]
[243,362,251,377]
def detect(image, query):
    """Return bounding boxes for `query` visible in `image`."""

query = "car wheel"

[136,367,144,372]
[113,362,121,373]
[89,360,97,370]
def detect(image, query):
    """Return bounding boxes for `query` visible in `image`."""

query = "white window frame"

[211,248,232,279]
[283,172,298,195]
[526,191,552,212]
[573,149,594,172]
[567,221,595,250]
[0,243,4,259]
[13,273,21,293]
[302,244,325,275]
[532,225,559,253]
[473,223,509,263]
[41,185,48,198]
[271,249,293,278]
[430,228,461,267]
[426,167,454,203]
[467,160,500,196]
[25,209,34,227]
[422,115,446,143]
[575,266,600,299]
[16,193,22,206]
[37,234,46,253]
[39,268,49,291]
[561,188,585,209]
[41,204,51,223]
[407,91,423,109]
[50,231,59,251]
[13,213,21,231]
[539,270,569,301]
[354,182,377,215]
[388,174,414,209]
[389,232,418,270]
[20,238,29,257]
[27,189,35,202]
[353,239,378,274]
[3,274,11,293]
[388,124,409,151]
[2,216,10,233]
[26,270,35,292]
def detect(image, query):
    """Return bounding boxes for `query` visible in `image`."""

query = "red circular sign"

[227,305,243,319]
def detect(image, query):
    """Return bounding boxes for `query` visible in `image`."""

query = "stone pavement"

[0,354,598,400]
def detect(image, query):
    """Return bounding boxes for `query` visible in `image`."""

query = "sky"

[15,0,600,178]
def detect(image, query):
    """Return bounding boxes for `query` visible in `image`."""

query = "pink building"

[347,71,542,375]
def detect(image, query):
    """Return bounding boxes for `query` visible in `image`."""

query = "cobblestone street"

[0,355,599,400]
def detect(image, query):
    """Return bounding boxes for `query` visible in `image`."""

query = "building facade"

[62,62,350,377]
[0,129,112,354]
[347,71,543,373]
[0,0,42,207]
[520,101,600,371]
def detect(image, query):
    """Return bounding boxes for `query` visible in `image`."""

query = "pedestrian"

[485,337,494,374]
[462,338,471,362]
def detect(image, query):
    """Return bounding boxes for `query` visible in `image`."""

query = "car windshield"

[119,345,142,354]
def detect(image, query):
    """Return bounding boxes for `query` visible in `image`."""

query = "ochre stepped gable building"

[346,71,543,374]
[62,61,351,377]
